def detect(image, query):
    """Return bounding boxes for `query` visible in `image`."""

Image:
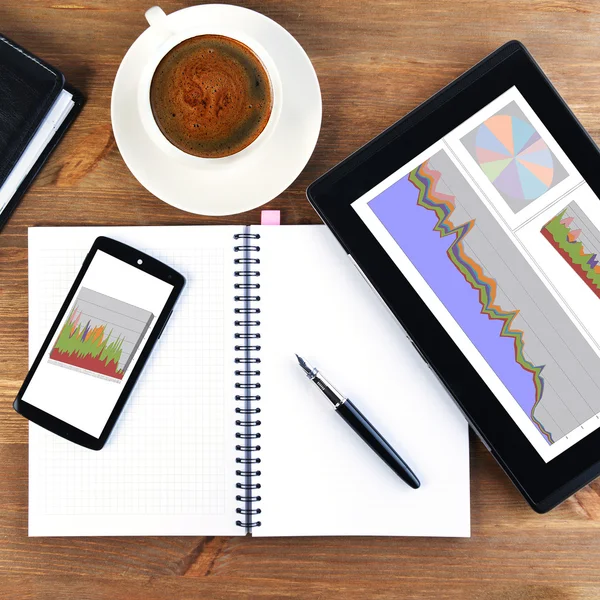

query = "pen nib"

[295,353,312,376]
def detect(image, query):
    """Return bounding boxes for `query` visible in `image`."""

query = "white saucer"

[111,5,322,216]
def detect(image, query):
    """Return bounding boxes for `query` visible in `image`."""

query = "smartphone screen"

[21,247,176,440]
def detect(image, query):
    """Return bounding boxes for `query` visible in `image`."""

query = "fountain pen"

[295,354,420,489]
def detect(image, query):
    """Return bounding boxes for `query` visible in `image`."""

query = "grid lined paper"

[28,227,239,536]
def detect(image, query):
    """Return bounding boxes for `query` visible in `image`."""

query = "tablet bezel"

[307,41,600,512]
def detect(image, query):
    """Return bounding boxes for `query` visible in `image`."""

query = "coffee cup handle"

[145,6,171,39]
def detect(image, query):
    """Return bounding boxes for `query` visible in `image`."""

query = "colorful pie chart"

[475,115,554,201]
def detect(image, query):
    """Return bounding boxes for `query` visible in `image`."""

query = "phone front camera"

[137,259,143,265]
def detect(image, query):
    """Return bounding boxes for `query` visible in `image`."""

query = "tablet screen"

[353,86,600,462]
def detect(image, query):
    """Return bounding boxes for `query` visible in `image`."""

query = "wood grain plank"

[1,574,592,600]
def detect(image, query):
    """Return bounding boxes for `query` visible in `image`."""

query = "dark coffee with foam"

[150,35,272,158]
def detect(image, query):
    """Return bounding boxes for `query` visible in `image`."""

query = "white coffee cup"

[137,6,283,167]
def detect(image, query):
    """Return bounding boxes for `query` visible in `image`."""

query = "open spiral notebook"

[28,225,469,537]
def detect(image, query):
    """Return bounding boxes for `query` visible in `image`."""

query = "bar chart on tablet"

[542,202,600,299]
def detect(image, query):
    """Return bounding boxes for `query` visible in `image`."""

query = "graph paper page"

[28,226,239,536]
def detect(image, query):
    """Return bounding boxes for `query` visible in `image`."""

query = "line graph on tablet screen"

[367,149,600,445]
[49,287,154,382]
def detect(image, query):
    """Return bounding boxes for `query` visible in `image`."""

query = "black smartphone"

[14,236,185,450]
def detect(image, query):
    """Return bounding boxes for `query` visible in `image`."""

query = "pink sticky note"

[261,210,280,225]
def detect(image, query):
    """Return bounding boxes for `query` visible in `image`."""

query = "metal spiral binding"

[234,227,262,532]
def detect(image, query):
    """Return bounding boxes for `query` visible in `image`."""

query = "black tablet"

[307,41,600,512]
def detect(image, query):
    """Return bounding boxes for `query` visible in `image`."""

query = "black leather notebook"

[0,34,83,231]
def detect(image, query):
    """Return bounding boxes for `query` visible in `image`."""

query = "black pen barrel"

[336,399,420,489]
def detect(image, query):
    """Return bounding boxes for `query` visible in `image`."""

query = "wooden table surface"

[2,1,600,598]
